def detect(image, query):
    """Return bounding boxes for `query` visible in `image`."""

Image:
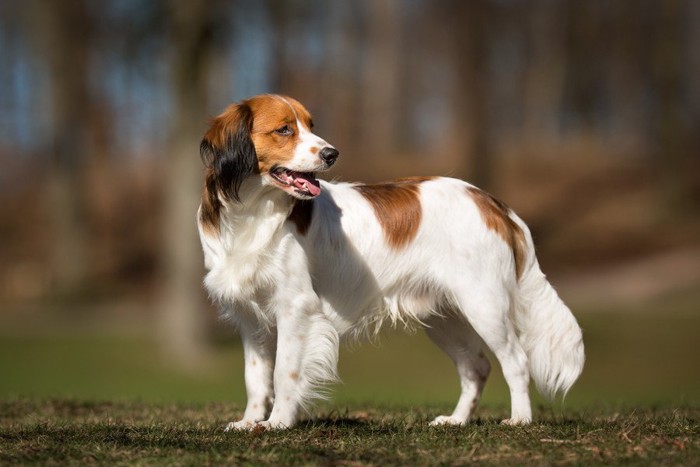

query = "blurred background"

[1,0,698,410]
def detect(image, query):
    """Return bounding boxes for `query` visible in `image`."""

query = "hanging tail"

[511,218,585,400]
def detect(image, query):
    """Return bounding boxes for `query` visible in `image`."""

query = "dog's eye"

[275,125,293,136]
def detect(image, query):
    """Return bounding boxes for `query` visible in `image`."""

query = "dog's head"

[200,94,338,201]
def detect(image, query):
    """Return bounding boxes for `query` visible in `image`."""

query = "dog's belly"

[316,275,445,339]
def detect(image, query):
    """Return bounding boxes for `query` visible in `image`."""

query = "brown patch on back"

[288,199,314,235]
[467,187,526,279]
[355,178,428,248]
[395,176,437,184]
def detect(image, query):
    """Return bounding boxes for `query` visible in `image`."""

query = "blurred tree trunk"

[361,0,401,159]
[689,1,700,124]
[523,0,567,146]
[31,0,90,293]
[318,3,363,166]
[565,2,603,133]
[652,0,689,215]
[268,0,309,99]
[267,0,293,92]
[608,2,646,143]
[158,1,214,368]
[446,1,493,188]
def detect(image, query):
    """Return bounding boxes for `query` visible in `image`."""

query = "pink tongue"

[291,172,321,196]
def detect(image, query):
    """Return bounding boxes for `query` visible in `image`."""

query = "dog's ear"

[200,103,258,202]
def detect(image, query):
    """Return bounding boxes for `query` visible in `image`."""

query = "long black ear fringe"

[199,103,257,202]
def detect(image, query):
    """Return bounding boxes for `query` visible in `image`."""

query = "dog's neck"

[217,176,294,253]
[200,177,297,304]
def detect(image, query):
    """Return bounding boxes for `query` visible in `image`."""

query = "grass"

[1,288,699,464]
[1,399,697,465]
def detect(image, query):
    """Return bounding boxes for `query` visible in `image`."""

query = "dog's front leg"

[226,315,276,431]
[264,297,338,429]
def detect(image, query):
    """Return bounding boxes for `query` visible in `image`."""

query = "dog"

[197,94,584,430]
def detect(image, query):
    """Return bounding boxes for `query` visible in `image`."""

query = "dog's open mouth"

[270,167,321,197]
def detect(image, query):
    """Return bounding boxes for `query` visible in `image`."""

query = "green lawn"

[1,292,699,464]
[1,307,698,407]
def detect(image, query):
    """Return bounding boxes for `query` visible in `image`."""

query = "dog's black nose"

[320,147,339,166]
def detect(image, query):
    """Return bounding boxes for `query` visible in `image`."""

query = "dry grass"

[1,399,697,465]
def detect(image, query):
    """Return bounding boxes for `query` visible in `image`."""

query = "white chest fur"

[197,196,293,308]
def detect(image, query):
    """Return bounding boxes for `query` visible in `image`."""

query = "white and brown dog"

[197,94,584,430]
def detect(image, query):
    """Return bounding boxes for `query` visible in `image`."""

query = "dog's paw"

[429,415,466,426]
[500,417,531,426]
[224,419,292,432]
[224,420,262,432]
[257,419,292,430]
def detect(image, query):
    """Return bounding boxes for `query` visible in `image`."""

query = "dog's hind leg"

[451,283,532,425]
[424,313,491,426]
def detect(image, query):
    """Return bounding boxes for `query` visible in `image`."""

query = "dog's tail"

[511,217,585,400]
